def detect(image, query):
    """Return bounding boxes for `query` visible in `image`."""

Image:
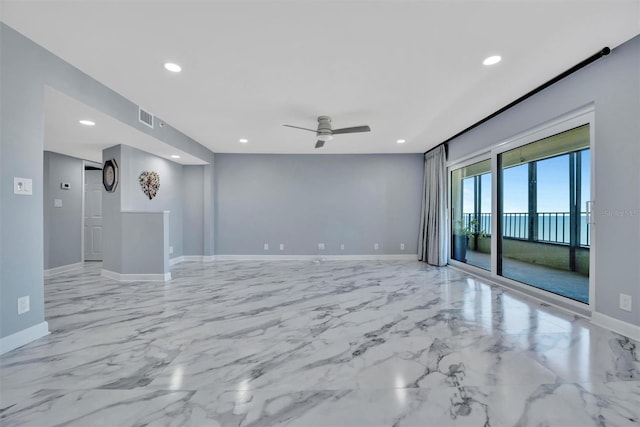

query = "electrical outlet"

[263,243,269,251]
[279,243,284,251]
[374,243,379,250]
[18,296,30,314]
[340,244,345,251]
[620,294,632,312]
[14,177,33,195]
[169,246,174,255]
[400,243,405,250]
[318,243,325,251]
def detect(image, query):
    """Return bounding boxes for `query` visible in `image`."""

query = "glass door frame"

[448,153,492,270]
[447,104,596,313]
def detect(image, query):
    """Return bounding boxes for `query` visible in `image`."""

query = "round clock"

[103,159,119,192]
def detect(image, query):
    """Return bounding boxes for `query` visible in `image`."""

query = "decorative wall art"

[102,159,119,192]
[139,171,160,200]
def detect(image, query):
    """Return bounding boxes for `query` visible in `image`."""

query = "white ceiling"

[3,1,640,156]
[43,87,208,165]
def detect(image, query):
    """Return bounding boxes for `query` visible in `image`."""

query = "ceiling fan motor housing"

[317,116,333,141]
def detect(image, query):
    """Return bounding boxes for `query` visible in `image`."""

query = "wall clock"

[103,159,119,192]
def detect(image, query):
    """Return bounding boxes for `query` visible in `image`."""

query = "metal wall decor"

[102,159,119,192]
[139,171,160,200]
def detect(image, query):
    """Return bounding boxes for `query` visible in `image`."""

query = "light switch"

[54,199,63,208]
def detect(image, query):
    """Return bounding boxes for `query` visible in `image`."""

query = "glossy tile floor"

[1,260,639,426]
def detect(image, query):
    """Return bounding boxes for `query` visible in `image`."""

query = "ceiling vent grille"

[138,107,154,128]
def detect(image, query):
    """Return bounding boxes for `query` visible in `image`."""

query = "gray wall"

[447,34,640,326]
[215,154,424,255]
[203,164,216,257]
[101,145,123,273]
[2,24,47,337]
[183,166,205,256]
[0,23,214,340]
[120,212,169,275]
[120,145,184,259]
[43,151,84,270]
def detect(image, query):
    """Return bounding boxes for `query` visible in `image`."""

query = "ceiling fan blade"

[315,140,325,149]
[283,124,318,133]
[331,125,371,134]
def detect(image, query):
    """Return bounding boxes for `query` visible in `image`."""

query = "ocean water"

[465,213,590,246]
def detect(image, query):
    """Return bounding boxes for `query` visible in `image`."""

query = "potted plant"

[452,218,475,262]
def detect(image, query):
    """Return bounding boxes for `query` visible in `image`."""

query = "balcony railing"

[462,212,590,246]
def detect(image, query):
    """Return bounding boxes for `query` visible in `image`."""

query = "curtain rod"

[424,46,611,154]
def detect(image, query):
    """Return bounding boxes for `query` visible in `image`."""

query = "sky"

[463,150,590,214]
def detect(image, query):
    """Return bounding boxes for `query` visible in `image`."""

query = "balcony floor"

[464,250,589,304]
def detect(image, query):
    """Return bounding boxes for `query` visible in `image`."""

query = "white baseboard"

[170,256,216,265]
[183,256,207,262]
[214,254,418,261]
[44,262,84,277]
[0,321,50,355]
[169,256,184,266]
[592,312,640,342]
[101,269,171,282]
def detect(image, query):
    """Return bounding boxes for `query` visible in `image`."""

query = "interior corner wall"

[203,163,215,257]
[43,151,83,270]
[183,166,205,256]
[101,145,123,273]
[214,154,424,255]
[446,34,640,327]
[119,145,184,259]
[1,22,214,343]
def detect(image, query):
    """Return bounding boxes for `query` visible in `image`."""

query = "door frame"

[490,104,595,312]
[81,160,103,263]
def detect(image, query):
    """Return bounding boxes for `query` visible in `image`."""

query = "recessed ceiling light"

[397,139,406,144]
[170,155,180,159]
[78,120,95,126]
[239,138,248,143]
[164,62,182,73]
[483,55,502,66]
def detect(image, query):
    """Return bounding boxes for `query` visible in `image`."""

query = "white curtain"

[418,145,447,266]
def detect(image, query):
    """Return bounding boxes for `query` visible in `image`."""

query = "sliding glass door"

[448,110,594,307]
[498,125,590,303]
[451,159,491,271]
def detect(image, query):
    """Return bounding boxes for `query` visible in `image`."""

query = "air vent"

[138,107,154,128]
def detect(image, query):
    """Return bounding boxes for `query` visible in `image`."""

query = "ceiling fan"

[283,116,371,148]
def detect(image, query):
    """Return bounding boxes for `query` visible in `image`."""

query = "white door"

[84,169,103,261]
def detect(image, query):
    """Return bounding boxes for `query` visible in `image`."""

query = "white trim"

[169,256,184,265]
[44,262,84,277]
[183,256,207,262]
[101,269,171,282]
[169,256,216,265]
[491,104,595,156]
[214,254,418,261]
[120,210,170,214]
[445,104,597,167]
[81,161,86,263]
[447,151,492,170]
[592,312,640,342]
[0,321,50,355]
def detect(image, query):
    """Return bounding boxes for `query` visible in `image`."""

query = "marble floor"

[1,260,639,426]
